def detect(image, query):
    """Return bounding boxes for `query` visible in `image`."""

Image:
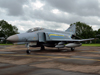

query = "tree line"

[71,22,100,43]
[0,20,100,44]
[0,20,19,43]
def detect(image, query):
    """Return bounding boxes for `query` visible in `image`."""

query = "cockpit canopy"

[27,27,44,33]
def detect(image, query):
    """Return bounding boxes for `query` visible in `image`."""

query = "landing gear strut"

[26,50,31,54]
[26,43,31,54]
[40,45,45,50]
[71,48,75,51]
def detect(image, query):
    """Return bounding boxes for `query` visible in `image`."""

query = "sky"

[0,0,100,33]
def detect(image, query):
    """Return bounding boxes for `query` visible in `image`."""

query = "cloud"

[45,0,100,17]
[21,0,100,25]
[0,0,100,33]
[9,20,69,33]
[0,0,27,16]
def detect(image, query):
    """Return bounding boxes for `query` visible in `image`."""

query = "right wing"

[49,38,94,42]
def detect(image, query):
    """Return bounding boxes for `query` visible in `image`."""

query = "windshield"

[27,27,44,33]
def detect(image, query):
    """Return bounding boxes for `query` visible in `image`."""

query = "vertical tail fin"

[65,24,76,35]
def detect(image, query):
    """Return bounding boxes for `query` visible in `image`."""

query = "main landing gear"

[40,45,45,51]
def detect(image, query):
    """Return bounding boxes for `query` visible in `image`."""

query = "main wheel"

[40,46,45,50]
[71,48,75,51]
[26,50,31,54]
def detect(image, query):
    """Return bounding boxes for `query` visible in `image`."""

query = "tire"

[40,46,45,50]
[71,48,75,51]
[26,50,31,54]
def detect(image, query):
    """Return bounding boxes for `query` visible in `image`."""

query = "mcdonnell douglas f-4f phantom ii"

[7,24,94,54]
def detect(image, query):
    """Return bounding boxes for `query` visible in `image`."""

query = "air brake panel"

[38,32,46,42]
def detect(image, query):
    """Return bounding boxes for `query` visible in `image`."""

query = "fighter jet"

[7,24,94,54]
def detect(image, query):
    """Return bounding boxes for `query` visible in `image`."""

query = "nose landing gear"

[26,43,31,54]
[26,50,31,54]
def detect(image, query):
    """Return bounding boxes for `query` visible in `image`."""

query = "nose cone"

[7,35,18,42]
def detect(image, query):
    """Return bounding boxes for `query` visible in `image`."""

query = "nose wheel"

[26,43,31,54]
[26,50,31,54]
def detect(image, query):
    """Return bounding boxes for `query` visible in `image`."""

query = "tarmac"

[0,45,100,75]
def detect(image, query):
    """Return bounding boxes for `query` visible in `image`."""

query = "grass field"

[0,44,13,45]
[0,44,100,46]
[82,44,100,46]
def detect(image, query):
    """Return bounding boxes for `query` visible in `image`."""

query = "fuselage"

[7,28,75,48]
[7,28,73,42]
